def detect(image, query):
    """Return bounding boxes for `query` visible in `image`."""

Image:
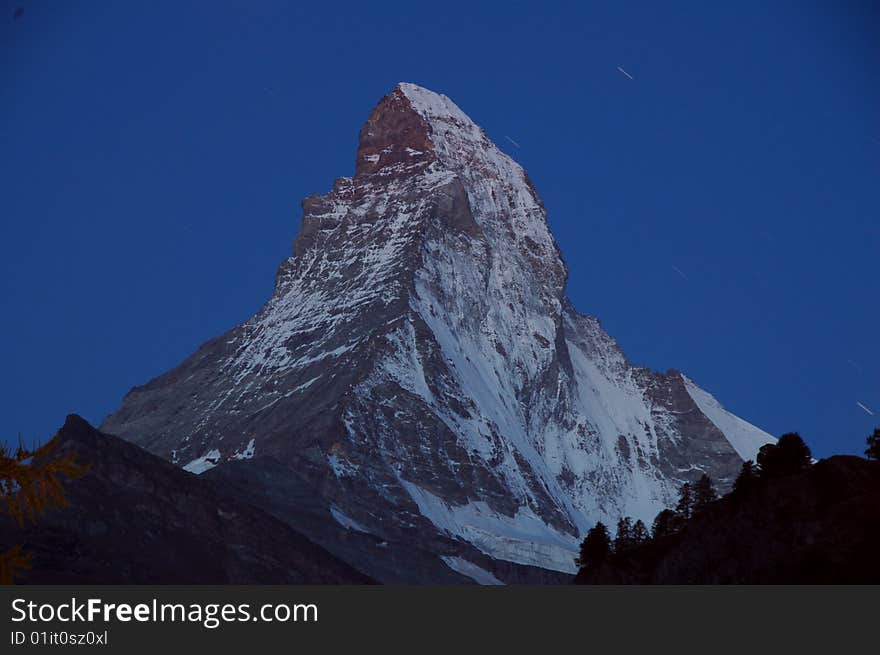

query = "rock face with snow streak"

[102,83,774,575]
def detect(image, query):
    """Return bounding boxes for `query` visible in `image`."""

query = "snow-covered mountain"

[102,83,774,576]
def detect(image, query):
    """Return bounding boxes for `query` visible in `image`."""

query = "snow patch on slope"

[682,375,775,460]
[183,449,221,474]
[230,438,256,460]
[441,556,503,585]
[330,507,370,533]
[400,479,579,573]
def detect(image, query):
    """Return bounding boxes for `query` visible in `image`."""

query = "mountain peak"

[355,83,490,179]
[395,82,475,126]
[102,84,774,576]
[353,84,434,178]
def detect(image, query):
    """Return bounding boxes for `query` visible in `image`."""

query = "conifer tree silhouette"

[865,428,880,461]
[675,482,694,521]
[614,517,634,554]
[757,433,812,479]
[576,522,612,570]
[732,460,759,498]
[693,474,717,513]
[631,519,649,545]
[651,509,679,539]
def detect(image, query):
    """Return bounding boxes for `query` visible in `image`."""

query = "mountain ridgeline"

[95,83,778,581]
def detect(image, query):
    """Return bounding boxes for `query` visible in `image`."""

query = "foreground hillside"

[0,415,373,584]
[575,455,880,584]
[1,416,567,584]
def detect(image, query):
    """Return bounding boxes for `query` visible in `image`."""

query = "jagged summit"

[358,83,483,161]
[102,84,773,576]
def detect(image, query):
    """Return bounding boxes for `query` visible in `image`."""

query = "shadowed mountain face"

[202,458,569,584]
[0,416,373,584]
[575,456,880,584]
[101,83,774,575]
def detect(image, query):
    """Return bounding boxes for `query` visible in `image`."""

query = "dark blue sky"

[1,1,877,457]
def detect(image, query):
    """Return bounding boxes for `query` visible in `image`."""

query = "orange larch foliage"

[0,437,87,584]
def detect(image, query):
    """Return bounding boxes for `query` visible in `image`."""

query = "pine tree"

[651,509,680,539]
[631,519,649,545]
[865,428,880,461]
[732,460,759,497]
[756,443,775,476]
[0,435,86,584]
[675,482,693,521]
[693,474,717,513]
[576,522,612,570]
[758,433,812,479]
[614,517,633,554]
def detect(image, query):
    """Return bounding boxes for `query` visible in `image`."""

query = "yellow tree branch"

[1,436,87,584]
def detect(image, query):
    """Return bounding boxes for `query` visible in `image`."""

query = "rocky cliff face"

[102,83,774,575]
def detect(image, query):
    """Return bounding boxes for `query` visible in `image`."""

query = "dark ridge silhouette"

[574,453,880,584]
